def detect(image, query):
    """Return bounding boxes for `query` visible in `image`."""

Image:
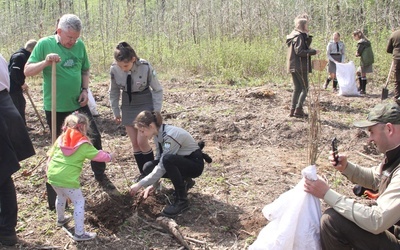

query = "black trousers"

[10,91,26,125]
[143,149,204,191]
[321,208,400,250]
[0,90,34,236]
[0,177,18,236]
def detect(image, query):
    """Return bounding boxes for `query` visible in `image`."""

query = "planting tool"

[381,61,394,101]
[25,88,46,130]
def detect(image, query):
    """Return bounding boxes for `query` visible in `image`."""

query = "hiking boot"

[294,108,308,118]
[0,234,17,246]
[288,108,295,117]
[57,216,72,227]
[324,78,331,89]
[161,199,189,217]
[95,174,116,189]
[73,231,97,241]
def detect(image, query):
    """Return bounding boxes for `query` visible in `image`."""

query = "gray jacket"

[138,124,200,188]
[109,58,163,117]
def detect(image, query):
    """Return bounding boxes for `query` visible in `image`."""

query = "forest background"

[1,1,400,248]
[0,0,399,84]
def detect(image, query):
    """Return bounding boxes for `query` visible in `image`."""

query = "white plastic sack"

[249,165,322,250]
[336,61,360,96]
[87,88,99,116]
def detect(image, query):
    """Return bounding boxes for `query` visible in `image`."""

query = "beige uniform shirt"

[324,155,400,235]
[109,58,163,117]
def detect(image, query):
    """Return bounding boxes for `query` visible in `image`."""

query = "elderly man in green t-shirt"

[24,14,114,209]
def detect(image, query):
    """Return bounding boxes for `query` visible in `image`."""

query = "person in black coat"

[0,54,35,246]
[8,40,37,128]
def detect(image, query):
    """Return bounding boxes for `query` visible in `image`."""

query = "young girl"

[353,29,374,94]
[47,113,114,241]
[325,32,346,91]
[109,41,163,181]
[129,111,207,217]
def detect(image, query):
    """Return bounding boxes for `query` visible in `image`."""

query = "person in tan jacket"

[305,101,400,249]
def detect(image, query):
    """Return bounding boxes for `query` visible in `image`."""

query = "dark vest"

[378,146,400,238]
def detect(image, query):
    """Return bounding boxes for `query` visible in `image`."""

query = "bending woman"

[129,111,205,217]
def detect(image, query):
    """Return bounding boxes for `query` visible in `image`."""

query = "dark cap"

[354,102,400,128]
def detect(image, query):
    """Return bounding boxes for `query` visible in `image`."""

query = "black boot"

[161,189,189,217]
[134,150,154,180]
[289,108,295,117]
[324,77,331,89]
[133,152,144,175]
[333,79,338,92]
[294,108,308,118]
[357,77,362,92]
[142,150,154,167]
[362,78,367,94]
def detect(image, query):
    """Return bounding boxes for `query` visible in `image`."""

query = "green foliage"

[1,0,399,85]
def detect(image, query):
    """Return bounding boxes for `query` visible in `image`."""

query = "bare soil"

[1,75,387,249]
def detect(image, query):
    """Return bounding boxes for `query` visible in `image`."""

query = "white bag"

[87,88,99,116]
[249,165,322,250]
[336,61,360,96]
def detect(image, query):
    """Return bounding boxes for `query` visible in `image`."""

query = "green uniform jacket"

[356,38,374,67]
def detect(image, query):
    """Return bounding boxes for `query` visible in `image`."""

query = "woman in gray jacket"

[109,42,163,180]
[129,111,210,217]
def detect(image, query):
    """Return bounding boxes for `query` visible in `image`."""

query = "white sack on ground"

[336,61,360,96]
[88,88,99,116]
[249,165,322,250]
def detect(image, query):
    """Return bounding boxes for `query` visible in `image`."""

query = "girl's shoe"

[57,216,72,227]
[73,231,97,241]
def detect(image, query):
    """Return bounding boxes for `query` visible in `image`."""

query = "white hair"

[58,14,82,32]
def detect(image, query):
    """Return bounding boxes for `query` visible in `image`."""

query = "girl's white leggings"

[52,186,85,235]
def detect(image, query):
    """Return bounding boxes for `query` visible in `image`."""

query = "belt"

[0,89,8,93]
[330,53,341,55]
[124,87,149,94]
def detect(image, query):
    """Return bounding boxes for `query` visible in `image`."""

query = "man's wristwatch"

[81,87,88,92]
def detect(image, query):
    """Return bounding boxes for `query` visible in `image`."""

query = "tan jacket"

[324,145,400,237]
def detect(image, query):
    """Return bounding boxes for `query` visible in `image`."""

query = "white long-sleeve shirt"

[0,54,10,91]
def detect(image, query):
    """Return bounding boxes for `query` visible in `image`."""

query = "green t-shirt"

[28,35,90,112]
[47,142,99,189]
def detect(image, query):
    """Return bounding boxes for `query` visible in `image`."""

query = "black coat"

[8,48,31,94]
[0,114,20,185]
